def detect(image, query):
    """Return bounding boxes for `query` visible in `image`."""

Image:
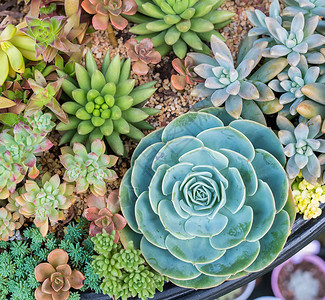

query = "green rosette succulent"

[126,0,235,58]
[57,49,159,155]
[27,111,55,135]
[60,139,118,196]
[16,173,75,237]
[119,108,296,289]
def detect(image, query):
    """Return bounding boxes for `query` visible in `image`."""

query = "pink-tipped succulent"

[125,38,161,75]
[84,190,127,241]
[35,249,85,300]
[171,56,203,91]
[0,207,23,241]
[81,0,137,30]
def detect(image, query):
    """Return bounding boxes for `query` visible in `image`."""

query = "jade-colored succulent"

[125,38,161,75]
[34,249,85,300]
[84,191,127,240]
[268,57,320,116]
[0,121,53,179]
[171,56,203,90]
[16,173,75,236]
[277,114,325,184]
[57,49,159,155]
[292,173,325,220]
[21,16,80,62]
[92,230,166,300]
[0,23,41,86]
[191,35,275,119]
[81,0,138,30]
[60,139,118,196]
[25,69,69,124]
[120,108,295,289]
[126,0,235,58]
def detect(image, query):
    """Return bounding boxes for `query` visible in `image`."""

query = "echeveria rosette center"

[277,114,325,184]
[120,109,295,289]
[191,35,269,119]
[57,49,158,156]
[263,12,325,66]
[60,139,118,197]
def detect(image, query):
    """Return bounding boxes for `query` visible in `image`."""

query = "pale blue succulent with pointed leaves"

[246,0,282,39]
[190,35,268,119]
[120,108,295,289]
[282,0,325,19]
[268,56,320,116]
[277,114,325,184]
[262,12,325,66]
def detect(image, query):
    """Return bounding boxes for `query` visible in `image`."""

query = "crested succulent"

[81,0,138,30]
[259,12,325,66]
[92,230,166,300]
[57,49,159,156]
[191,35,273,119]
[0,121,53,179]
[60,139,118,196]
[34,249,85,300]
[126,0,235,58]
[84,191,127,241]
[125,38,161,75]
[268,57,320,116]
[119,108,295,289]
[21,16,80,62]
[171,56,203,90]
[25,69,68,124]
[16,173,75,236]
[0,23,41,86]
[277,114,325,184]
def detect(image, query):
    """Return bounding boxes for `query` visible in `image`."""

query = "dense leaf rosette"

[120,108,295,289]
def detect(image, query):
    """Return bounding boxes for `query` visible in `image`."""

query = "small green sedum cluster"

[57,49,159,156]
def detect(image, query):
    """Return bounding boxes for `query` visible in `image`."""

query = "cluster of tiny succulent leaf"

[0,219,100,299]
[292,173,325,219]
[91,230,167,300]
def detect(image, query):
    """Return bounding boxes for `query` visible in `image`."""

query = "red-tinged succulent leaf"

[84,207,101,221]
[112,213,127,231]
[106,189,120,213]
[68,270,85,290]
[98,207,113,217]
[52,290,69,300]
[48,249,69,268]
[172,58,186,76]
[86,194,106,209]
[56,264,72,277]
[35,263,56,282]
[92,13,109,30]
[97,3,110,15]
[35,286,53,300]
[89,222,104,236]
[122,0,137,15]
[147,50,161,64]
[81,0,97,14]
[51,273,65,292]
[133,60,149,75]
[110,14,128,30]
[0,97,16,109]
[42,278,55,294]
[171,74,187,90]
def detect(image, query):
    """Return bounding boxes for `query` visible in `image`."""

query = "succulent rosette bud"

[84,190,127,241]
[35,249,85,300]
[16,173,75,236]
[120,108,295,289]
[125,38,161,75]
[60,139,118,196]
[81,0,138,30]
[0,207,22,241]
[27,111,56,135]
[57,49,159,156]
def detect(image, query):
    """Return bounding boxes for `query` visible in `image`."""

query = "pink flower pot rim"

[271,254,325,300]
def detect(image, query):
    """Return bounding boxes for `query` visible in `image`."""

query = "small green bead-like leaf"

[76,107,91,120]
[164,15,181,25]
[85,102,95,114]
[78,120,95,135]
[91,116,105,127]
[176,19,191,32]
[180,7,195,19]
[104,94,115,107]
[87,89,100,101]
[111,106,122,120]
[101,109,111,119]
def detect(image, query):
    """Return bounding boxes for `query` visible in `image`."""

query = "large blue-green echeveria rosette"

[119,108,296,289]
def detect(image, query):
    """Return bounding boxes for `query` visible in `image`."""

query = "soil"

[278,260,325,300]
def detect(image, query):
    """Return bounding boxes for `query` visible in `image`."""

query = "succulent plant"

[81,0,138,30]
[190,35,273,119]
[0,121,53,179]
[57,49,159,155]
[34,249,85,300]
[25,69,69,124]
[126,0,235,58]
[0,94,26,126]
[27,111,55,135]
[261,12,325,66]
[171,56,203,90]
[16,173,75,236]
[119,108,295,288]
[60,139,118,196]
[84,190,127,240]
[282,0,325,18]
[125,38,161,75]
[277,114,325,184]
[268,57,320,116]
[0,207,23,241]
[21,16,80,62]
[0,23,41,86]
